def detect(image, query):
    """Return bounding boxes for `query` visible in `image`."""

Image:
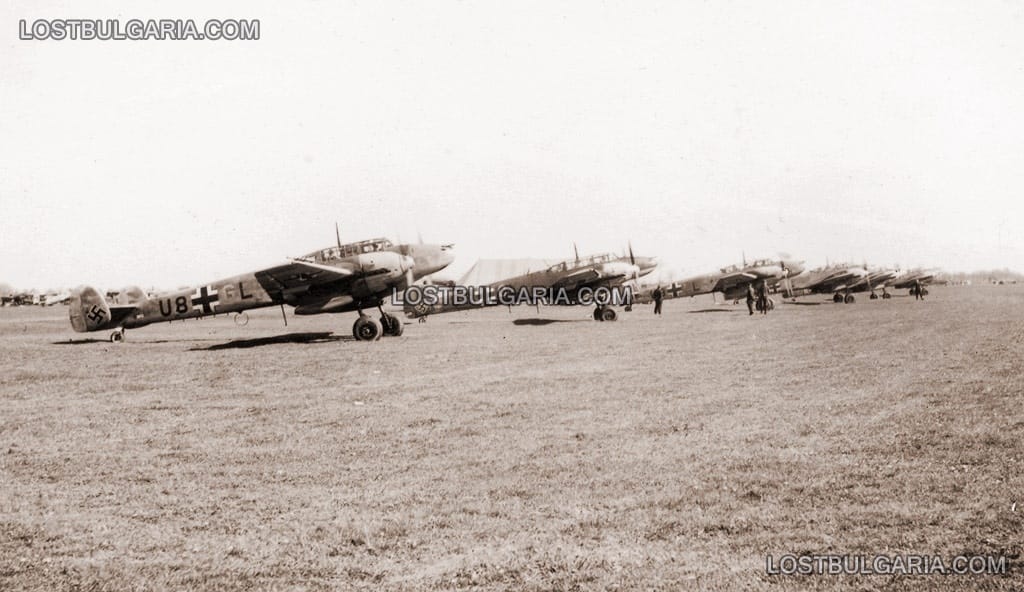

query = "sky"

[2,0,1023,290]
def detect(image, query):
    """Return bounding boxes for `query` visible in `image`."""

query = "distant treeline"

[943,269,1022,284]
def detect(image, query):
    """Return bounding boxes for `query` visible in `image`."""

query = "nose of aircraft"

[405,243,455,278]
[635,256,658,276]
[784,260,806,277]
[438,244,455,269]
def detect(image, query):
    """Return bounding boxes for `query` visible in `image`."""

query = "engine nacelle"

[116,285,147,305]
[69,285,112,333]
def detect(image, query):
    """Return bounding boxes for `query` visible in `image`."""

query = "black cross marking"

[87,305,106,323]
[191,286,219,314]
[668,283,682,298]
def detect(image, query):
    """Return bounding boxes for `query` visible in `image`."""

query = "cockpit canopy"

[547,252,616,272]
[303,238,394,263]
[721,258,774,273]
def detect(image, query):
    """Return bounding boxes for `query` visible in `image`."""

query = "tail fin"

[69,286,112,332]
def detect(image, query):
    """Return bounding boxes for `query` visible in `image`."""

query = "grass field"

[2,285,1022,591]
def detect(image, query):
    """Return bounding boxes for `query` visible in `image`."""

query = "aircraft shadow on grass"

[53,338,112,345]
[688,308,737,314]
[54,332,353,348]
[191,332,350,350]
[512,318,591,326]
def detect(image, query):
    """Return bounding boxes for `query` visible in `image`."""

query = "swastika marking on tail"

[87,305,106,323]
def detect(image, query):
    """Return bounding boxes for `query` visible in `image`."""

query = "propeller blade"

[628,241,636,266]
[573,242,580,264]
[335,222,342,249]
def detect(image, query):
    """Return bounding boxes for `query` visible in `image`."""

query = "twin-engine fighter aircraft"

[888,268,938,297]
[639,257,804,306]
[786,262,870,303]
[69,235,454,342]
[847,265,902,300]
[404,245,657,322]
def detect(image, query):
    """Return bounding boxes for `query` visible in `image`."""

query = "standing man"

[746,282,757,315]
[652,285,664,315]
[914,279,924,300]
[759,279,771,315]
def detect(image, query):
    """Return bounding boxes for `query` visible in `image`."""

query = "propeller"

[626,240,641,286]
[335,222,342,249]
[573,242,580,265]
[778,257,795,299]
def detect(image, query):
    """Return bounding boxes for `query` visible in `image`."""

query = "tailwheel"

[600,307,617,322]
[844,293,856,304]
[380,313,404,337]
[109,329,124,343]
[352,315,383,341]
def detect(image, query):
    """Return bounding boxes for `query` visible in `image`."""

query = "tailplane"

[69,286,141,333]
[69,286,112,332]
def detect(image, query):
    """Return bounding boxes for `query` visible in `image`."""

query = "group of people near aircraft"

[60,230,938,343]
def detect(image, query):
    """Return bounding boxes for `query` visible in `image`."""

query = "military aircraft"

[69,233,454,342]
[404,245,657,322]
[888,268,938,297]
[846,265,901,300]
[786,262,870,303]
[637,257,805,308]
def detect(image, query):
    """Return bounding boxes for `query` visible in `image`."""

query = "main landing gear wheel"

[833,293,844,303]
[380,313,404,337]
[352,315,383,341]
[109,329,124,343]
[593,306,617,322]
[869,292,878,300]
[882,292,892,300]
[844,294,856,304]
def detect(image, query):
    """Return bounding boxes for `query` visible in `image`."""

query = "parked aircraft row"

[19,229,943,342]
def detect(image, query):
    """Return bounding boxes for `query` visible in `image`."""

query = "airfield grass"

[1,286,1022,591]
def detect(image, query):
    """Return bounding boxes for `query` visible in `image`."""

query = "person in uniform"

[914,279,924,300]
[759,279,771,314]
[652,285,664,315]
[746,282,757,315]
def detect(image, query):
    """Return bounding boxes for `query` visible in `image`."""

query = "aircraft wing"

[550,268,603,292]
[108,304,140,326]
[711,271,760,294]
[254,260,356,296]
